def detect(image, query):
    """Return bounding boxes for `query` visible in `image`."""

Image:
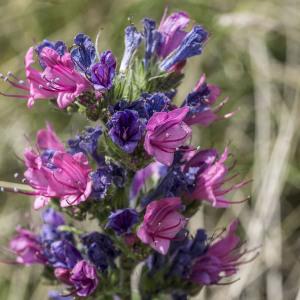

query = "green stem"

[119,255,134,300]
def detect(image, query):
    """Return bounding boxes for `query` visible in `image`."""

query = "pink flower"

[157,10,190,58]
[185,148,248,207]
[24,124,92,209]
[144,107,192,166]
[137,197,186,255]
[1,47,90,109]
[190,220,254,285]
[9,227,46,265]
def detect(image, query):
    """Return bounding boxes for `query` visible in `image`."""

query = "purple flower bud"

[120,25,143,73]
[35,40,66,69]
[106,208,139,235]
[9,228,46,265]
[108,109,145,153]
[42,208,65,227]
[159,25,208,71]
[90,51,116,91]
[71,33,96,74]
[70,260,99,297]
[142,18,161,68]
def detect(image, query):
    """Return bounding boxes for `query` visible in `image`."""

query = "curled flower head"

[144,107,192,166]
[70,33,96,74]
[106,208,139,235]
[157,10,190,58]
[189,220,254,285]
[159,25,208,72]
[69,260,99,297]
[24,124,92,209]
[119,25,143,73]
[108,109,145,153]
[9,228,46,265]
[185,148,247,207]
[90,51,116,91]
[137,197,186,255]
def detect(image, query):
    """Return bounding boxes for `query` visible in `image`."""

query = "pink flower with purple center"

[24,124,92,209]
[137,197,186,255]
[144,107,192,166]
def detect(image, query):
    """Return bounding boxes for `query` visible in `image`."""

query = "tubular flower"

[159,25,208,72]
[157,10,190,58]
[24,124,92,209]
[144,107,192,166]
[189,220,252,285]
[137,197,186,255]
[1,47,91,109]
[185,148,247,207]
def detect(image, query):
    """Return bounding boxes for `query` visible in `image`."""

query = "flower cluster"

[1,9,256,300]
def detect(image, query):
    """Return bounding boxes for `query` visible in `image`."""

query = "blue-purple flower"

[70,33,96,74]
[90,51,116,91]
[47,240,82,269]
[106,208,139,235]
[108,109,145,153]
[120,25,143,72]
[81,232,119,271]
[159,25,208,71]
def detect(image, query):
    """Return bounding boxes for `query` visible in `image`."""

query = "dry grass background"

[0,0,299,299]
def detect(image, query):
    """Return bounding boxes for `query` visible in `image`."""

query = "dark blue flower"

[90,51,116,91]
[109,99,148,119]
[142,92,171,118]
[71,33,96,74]
[106,208,139,235]
[160,25,208,71]
[168,229,207,277]
[108,162,127,188]
[47,240,82,269]
[142,18,161,68]
[68,126,103,164]
[90,167,111,200]
[107,109,145,153]
[120,25,143,72]
[35,40,66,69]
[81,232,119,271]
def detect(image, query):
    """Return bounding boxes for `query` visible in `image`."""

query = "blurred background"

[0,0,299,299]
